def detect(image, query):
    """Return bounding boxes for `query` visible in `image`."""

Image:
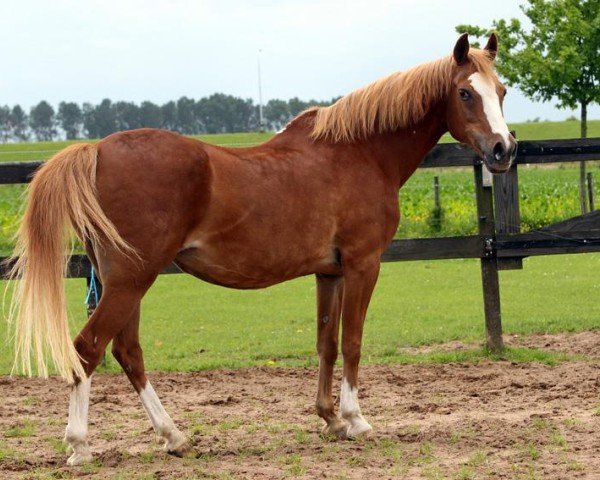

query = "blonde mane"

[310,49,496,142]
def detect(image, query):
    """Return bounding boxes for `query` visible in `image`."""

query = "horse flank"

[310,49,496,142]
[7,143,137,383]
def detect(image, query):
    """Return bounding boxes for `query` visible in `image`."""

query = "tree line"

[0,94,338,142]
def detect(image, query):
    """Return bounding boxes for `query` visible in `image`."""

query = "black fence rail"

[1,137,600,351]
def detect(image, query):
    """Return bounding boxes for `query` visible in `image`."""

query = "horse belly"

[174,238,340,289]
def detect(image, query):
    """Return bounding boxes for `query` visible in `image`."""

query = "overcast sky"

[1,0,597,123]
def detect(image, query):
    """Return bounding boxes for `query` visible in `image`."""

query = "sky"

[1,0,597,123]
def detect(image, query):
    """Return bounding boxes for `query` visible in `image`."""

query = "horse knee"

[318,347,338,365]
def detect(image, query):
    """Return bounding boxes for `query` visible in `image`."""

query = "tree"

[139,101,163,128]
[264,99,290,131]
[161,101,178,131]
[456,0,600,212]
[114,101,141,131]
[57,102,83,139]
[82,103,98,138]
[0,106,11,142]
[176,97,198,134]
[29,101,57,141]
[92,99,117,138]
[10,105,29,141]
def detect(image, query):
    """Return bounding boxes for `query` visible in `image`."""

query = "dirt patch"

[397,330,600,360]
[1,333,599,479]
[508,330,600,360]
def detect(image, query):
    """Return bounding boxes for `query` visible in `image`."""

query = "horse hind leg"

[111,304,188,456]
[64,284,144,465]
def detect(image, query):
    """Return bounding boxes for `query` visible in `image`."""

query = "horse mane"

[309,49,496,142]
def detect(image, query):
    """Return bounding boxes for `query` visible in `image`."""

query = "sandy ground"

[1,332,599,480]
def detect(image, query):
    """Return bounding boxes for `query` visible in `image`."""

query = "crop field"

[0,120,599,479]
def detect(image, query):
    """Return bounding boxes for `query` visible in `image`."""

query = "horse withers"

[7,33,516,465]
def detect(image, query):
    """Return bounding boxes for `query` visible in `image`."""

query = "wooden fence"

[1,137,599,351]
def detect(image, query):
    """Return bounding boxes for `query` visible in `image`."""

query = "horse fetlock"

[153,418,176,439]
[163,428,189,457]
[66,443,93,466]
[64,426,87,450]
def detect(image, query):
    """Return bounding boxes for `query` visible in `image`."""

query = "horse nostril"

[493,142,505,161]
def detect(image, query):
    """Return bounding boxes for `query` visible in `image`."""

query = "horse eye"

[503,88,508,97]
[459,89,471,101]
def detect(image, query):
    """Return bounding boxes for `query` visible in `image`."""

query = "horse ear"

[484,33,498,60]
[453,33,470,65]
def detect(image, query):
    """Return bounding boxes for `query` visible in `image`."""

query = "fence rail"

[1,137,599,351]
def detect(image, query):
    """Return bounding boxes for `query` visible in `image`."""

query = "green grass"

[4,421,36,438]
[0,132,273,163]
[0,253,597,375]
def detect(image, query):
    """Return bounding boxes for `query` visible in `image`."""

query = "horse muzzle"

[482,136,517,174]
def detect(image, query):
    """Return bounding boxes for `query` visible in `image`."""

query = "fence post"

[493,131,523,270]
[587,172,595,211]
[474,161,504,352]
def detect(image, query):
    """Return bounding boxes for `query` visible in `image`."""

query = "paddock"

[1,331,599,479]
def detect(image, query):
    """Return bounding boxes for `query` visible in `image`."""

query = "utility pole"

[257,49,264,133]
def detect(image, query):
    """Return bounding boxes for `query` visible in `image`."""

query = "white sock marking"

[139,381,187,451]
[340,377,372,436]
[139,381,176,437]
[469,72,510,148]
[65,376,93,465]
[65,376,91,444]
[340,377,361,418]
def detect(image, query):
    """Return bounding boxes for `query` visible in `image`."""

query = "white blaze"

[468,72,510,148]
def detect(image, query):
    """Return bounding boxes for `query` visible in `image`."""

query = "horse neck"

[356,102,448,189]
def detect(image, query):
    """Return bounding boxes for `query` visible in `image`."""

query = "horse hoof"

[322,420,350,440]
[346,421,373,439]
[66,450,93,466]
[164,432,190,457]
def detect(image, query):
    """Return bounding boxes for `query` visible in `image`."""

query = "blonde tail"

[6,143,135,383]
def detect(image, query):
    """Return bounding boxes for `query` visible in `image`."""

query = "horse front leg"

[339,257,380,438]
[315,274,347,437]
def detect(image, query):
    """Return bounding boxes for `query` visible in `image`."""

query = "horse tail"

[6,143,136,383]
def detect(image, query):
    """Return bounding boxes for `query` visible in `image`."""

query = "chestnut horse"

[8,33,516,465]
